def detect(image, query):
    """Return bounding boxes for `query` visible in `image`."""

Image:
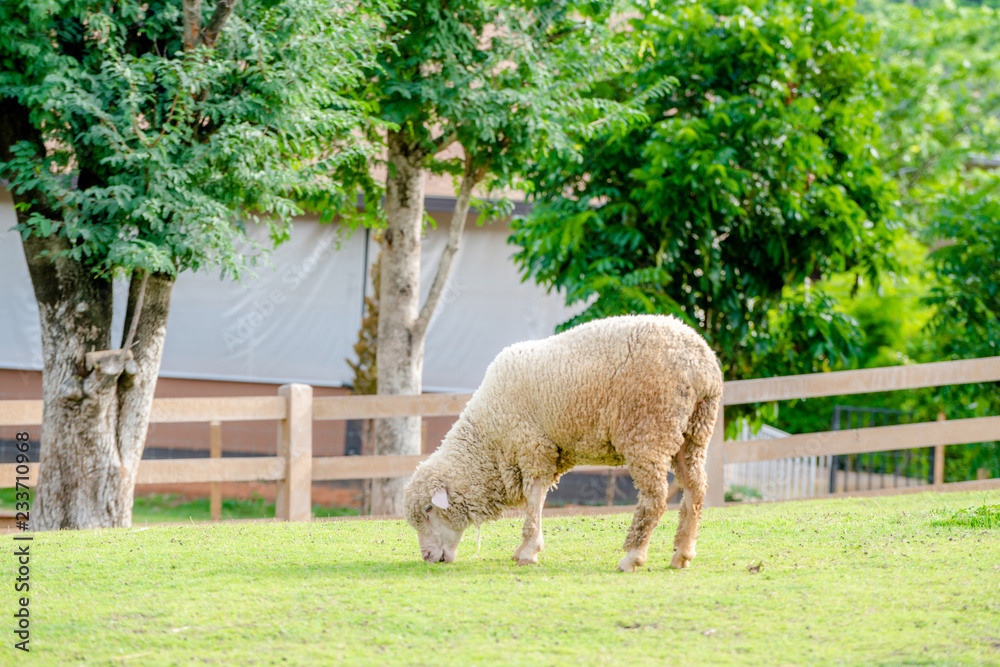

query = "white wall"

[0,202,579,392]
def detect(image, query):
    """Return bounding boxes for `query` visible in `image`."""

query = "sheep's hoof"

[617,551,644,572]
[669,552,693,569]
[515,557,539,566]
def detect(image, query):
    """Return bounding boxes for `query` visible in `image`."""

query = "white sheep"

[404,314,723,572]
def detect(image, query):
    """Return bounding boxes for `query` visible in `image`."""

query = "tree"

[510,0,898,382]
[364,0,639,513]
[859,0,1000,478]
[924,175,1000,478]
[861,0,1000,230]
[0,0,389,529]
[744,0,1000,480]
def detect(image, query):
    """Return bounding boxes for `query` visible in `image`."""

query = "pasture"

[4,490,999,665]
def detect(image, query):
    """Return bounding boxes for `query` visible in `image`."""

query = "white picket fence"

[724,421,934,501]
[725,422,806,501]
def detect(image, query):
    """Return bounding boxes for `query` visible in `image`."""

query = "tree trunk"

[3,93,177,531]
[371,130,426,515]
[371,133,485,515]
[25,242,174,530]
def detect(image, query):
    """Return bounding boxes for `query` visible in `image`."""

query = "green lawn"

[130,493,359,523]
[3,490,999,665]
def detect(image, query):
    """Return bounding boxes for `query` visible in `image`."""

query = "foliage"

[858,0,1000,392]
[924,174,1000,364]
[502,0,998,481]
[833,237,937,369]
[763,237,939,437]
[0,0,391,279]
[724,484,763,502]
[509,0,898,381]
[779,0,1000,481]
[16,491,1000,664]
[923,174,1000,478]
[367,0,648,196]
[860,0,1000,231]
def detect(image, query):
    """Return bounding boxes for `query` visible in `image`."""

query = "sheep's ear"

[431,487,450,510]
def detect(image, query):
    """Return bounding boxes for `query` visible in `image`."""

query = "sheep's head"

[404,482,467,564]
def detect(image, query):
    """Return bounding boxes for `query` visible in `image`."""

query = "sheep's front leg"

[512,478,548,565]
[619,458,671,573]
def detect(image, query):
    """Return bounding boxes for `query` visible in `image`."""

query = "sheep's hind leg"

[619,457,672,573]
[513,478,549,565]
[670,440,707,569]
[671,395,718,569]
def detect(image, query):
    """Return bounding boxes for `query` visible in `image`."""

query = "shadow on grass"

[206,552,636,583]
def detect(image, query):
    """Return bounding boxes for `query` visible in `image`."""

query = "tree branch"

[120,270,149,362]
[430,131,458,156]
[183,0,201,51]
[413,158,486,343]
[200,0,239,48]
[544,23,583,45]
[116,273,175,473]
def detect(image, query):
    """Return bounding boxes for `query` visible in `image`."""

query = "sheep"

[403,314,723,572]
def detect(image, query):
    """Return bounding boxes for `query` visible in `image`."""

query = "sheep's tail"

[686,391,722,449]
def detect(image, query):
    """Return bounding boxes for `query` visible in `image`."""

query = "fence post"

[933,412,946,486]
[706,406,726,507]
[276,383,313,522]
[209,420,222,521]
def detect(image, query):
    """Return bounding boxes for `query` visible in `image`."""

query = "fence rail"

[722,416,1000,464]
[2,356,999,519]
[721,357,1000,404]
[313,393,473,420]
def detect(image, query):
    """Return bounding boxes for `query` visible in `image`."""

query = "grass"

[130,493,359,523]
[3,490,999,666]
[932,496,1000,530]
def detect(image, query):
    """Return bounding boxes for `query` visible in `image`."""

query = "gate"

[828,405,931,493]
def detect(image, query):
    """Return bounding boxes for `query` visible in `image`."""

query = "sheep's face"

[406,487,465,564]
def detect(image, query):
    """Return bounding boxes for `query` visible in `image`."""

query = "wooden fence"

[2,357,999,520]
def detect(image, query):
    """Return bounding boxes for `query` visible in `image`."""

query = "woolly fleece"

[404,314,723,569]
